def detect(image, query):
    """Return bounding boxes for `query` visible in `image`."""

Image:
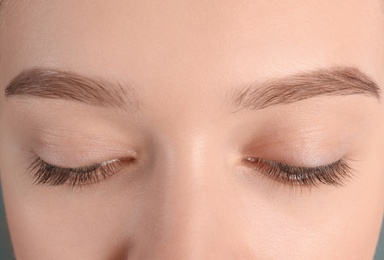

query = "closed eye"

[243,157,353,187]
[28,157,136,186]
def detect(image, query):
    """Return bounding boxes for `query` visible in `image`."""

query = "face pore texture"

[0,0,384,259]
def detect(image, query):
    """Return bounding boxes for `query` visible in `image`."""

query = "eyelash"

[28,157,133,186]
[28,155,352,188]
[243,157,353,187]
[244,157,353,187]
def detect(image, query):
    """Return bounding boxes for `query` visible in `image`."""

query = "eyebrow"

[229,66,381,112]
[4,68,140,110]
[4,66,381,113]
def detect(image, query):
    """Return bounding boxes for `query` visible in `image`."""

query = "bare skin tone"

[0,0,384,259]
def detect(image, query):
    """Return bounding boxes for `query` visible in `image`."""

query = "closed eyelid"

[28,157,135,186]
[243,157,354,187]
[42,158,121,173]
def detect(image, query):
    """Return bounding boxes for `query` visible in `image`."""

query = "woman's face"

[0,0,384,259]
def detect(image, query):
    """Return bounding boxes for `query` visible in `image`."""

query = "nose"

[129,133,251,259]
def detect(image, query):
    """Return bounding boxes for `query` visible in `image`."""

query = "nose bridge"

[146,129,231,258]
[161,122,223,199]
[164,130,219,230]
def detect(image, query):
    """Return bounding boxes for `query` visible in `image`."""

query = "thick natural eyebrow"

[229,66,381,112]
[4,68,140,110]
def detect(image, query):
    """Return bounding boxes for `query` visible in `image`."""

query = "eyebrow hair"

[229,66,381,112]
[4,66,381,114]
[4,68,141,110]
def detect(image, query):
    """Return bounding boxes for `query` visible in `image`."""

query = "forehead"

[0,0,383,92]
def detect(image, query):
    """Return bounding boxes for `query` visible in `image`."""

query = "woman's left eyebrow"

[4,67,141,111]
[228,66,381,112]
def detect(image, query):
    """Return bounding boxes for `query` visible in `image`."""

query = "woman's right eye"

[28,156,136,186]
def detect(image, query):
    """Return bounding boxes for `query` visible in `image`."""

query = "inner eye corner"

[123,154,139,164]
[241,156,267,166]
[243,156,256,162]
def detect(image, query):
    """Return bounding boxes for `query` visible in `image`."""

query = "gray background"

[0,186,383,259]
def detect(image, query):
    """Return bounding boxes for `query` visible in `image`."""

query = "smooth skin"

[0,0,384,259]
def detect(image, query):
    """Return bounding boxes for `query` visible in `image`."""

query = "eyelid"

[97,159,120,167]
[243,157,353,187]
[28,156,133,186]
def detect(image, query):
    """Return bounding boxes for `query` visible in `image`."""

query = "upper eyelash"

[28,155,352,188]
[28,157,129,186]
[243,157,353,187]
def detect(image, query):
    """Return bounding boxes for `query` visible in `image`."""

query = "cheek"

[234,151,384,260]
[0,157,141,260]
[3,187,139,259]
[2,169,383,260]
[235,183,382,260]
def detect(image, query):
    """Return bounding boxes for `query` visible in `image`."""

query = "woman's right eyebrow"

[4,67,141,111]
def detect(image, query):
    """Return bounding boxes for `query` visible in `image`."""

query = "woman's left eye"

[242,157,353,187]
[28,157,136,186]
